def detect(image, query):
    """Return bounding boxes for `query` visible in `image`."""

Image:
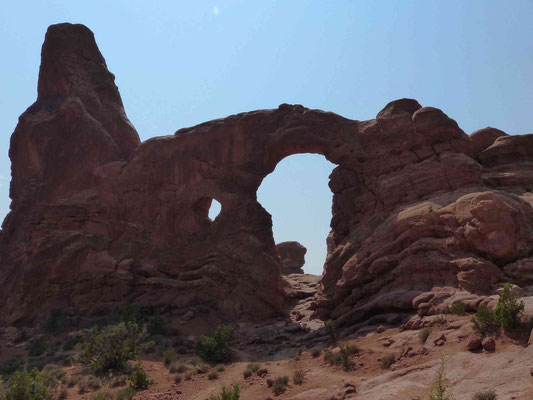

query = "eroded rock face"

[276,241,307,274]
[1,23,533,327]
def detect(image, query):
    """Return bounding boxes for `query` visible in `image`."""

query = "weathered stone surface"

[2,23,533,328]
[276,241,307,274]
[469,127,508,157]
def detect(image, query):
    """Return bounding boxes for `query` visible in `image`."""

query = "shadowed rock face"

[2,23,533,327]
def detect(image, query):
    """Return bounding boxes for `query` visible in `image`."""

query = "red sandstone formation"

[276,241,307,274]
[1,23,533,328]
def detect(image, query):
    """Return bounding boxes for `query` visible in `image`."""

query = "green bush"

[1,368,51,400]
[495,283,524,332]
[380,354,396,370]
[472,390,496,400]
[472,306,499,335]
[429,355,454,400]
[449,302,466,315]
[128,364,149,390]
[293,370,304,385]
[79,322,149,373]
[196,325,235,363]
[209,384,240,400]
[337,344,358,371]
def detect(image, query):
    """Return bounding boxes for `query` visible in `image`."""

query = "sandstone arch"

[2,23,533,328]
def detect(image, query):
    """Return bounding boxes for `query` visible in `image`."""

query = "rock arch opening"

[257,153,336,275]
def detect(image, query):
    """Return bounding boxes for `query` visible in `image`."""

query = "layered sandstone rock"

[1,23,533,328]
[276,241,307,274]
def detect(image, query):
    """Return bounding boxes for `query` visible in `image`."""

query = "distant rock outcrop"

[2,23,533,328]
[276,241,307,274]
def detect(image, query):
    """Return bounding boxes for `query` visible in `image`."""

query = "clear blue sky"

[1,1,532,274]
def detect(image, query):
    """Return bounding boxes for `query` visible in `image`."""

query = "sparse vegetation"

[324,320,337,341]
[27,339,47,357]
[45,310,70,334]
[1,368,51,400]
[174,375,182,384]
[162,347,177,366]
[293,370,305,385]
[449,302,466,315]
[495,283,524,332]
[419,327,431,343]
[208,371,219,380]
[380,353,396,370]
[196,325,235,363]
[146,313,167,336]
[428,355,454,400]
[243,363,260,379]
[87,392,112,400]
[79,322,149,373]
[472,390,496,400]
[311,347,321,358]
[114,387,136,400]
[209,384,240,400]
[271,376,289,396]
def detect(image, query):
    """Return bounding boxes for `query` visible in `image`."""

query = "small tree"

[495,283,524,332]
[429,355,454,400]
[79,322,149,373]
[128,364,149,390]
[1,368,51,400]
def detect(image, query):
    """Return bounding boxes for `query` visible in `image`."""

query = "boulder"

[276,241,307,274]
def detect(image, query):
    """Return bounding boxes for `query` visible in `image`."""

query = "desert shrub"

[429,355,454,400]
[472,306,499,335]
[243,369,252,379]
[114,387,136,400]
[184,371,194,381]
[174,375,182,384]
[79,322,149,373]
[147,313,167,336]
[162,347,177,366]
[128,364,149,390]
[419,327,431,344]
[1,368,51,400]
[196,363,209,374]
[45,310,70,334]
[271,376,289,396]
[111,375,127,387]
[209,384,240,400]
[215,364,225,372]
[195,325,235,363]
[58,388,67,400]
[495,283,524,332]
[449,302,466,315]
[293,370,304,385]
[324,320,337,341]
[337,344,358,371]
[324,350,335,365]
[208,371,219,380]
[0,357,25,376]
[87,392,112,400]
[62,336,80,352]
[311,347,321,358]
[472,390,496,400]
[113,305,153,324]
[380,354,396,370]
[169,362,187,374]
[27,339,47,357]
